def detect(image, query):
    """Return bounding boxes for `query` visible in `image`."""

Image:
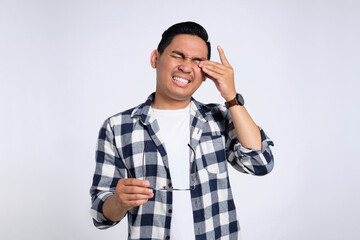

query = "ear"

[150,50,159,69]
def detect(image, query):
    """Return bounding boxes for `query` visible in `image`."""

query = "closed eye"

[170,55,183,59]
[170,51,206,64]
[171,51,185,59]
[192,58,203,64]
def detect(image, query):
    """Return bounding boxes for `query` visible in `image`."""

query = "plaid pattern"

[90,93,274,240]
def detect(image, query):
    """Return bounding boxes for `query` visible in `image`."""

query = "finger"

[201,66,223,82]
[121,185,153,195]
[126,199,150,208]
[124,192,154,201]
[121,178,150,187]
[200,62,226,75]
[199,60,225,69]
[217,45,230,66]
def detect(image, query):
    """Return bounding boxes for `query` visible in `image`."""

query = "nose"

[178,59,193,73]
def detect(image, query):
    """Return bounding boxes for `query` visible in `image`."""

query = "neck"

[151,95,191,110]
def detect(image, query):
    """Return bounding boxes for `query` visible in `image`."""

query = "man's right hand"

[115,178,154,210]
[102,178,154,222]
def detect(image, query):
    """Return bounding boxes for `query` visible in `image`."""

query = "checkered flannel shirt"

[90,93,274,240]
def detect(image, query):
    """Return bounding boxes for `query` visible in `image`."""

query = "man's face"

[151,34,208,108]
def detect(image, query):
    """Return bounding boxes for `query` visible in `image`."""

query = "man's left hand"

[199,45,237,101]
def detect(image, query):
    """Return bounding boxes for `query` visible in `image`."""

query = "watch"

[225,93,245,108]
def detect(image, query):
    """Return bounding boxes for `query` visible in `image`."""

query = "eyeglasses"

[122,143,197,191]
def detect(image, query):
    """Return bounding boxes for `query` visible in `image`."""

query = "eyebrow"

[171,51,206,61]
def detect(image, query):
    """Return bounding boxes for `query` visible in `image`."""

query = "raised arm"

[199,46,261,150]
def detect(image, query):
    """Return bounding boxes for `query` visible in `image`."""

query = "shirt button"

[166,236,170,240]
[168,209,172,213]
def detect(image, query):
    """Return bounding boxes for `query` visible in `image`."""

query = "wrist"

[224,95,236,102]
[225,93,245,108]
[224,91,237,102]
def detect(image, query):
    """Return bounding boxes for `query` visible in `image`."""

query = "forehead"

[164,34,208,58]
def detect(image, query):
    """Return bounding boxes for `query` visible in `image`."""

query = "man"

[90,21,274,240]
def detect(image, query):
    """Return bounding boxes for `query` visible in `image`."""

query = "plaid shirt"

[90,93,274,240]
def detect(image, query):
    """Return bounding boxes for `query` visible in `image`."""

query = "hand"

[114,178,154,211]
[199,45,237,101]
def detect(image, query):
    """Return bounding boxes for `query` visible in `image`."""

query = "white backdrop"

[1,0,359,239]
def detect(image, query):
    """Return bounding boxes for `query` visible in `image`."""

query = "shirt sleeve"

[89,119,126,229]
[219,105,275,176]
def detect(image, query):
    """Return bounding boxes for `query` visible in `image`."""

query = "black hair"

[157,21,211,60]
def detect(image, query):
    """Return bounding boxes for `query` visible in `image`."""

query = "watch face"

[236,94,245,106]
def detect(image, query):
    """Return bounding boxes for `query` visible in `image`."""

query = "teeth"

[173,77,190,84]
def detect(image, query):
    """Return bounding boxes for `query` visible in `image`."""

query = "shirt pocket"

[199,134,227,174]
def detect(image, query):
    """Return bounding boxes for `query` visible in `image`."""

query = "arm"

[228,105,262,150]
[199,46,274,175]
[199,46,261,150]
[90,119,153,228]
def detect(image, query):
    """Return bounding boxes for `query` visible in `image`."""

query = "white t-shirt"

[152,105,195,240]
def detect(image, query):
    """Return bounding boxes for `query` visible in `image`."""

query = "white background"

[1,0,359,239]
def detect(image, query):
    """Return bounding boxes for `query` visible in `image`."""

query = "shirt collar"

[131,92,210,125]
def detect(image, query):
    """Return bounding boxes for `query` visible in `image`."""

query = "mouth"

[173,76,190,85]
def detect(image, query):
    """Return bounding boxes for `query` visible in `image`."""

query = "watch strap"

[225,93,244,108]
[225,97,239,108]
